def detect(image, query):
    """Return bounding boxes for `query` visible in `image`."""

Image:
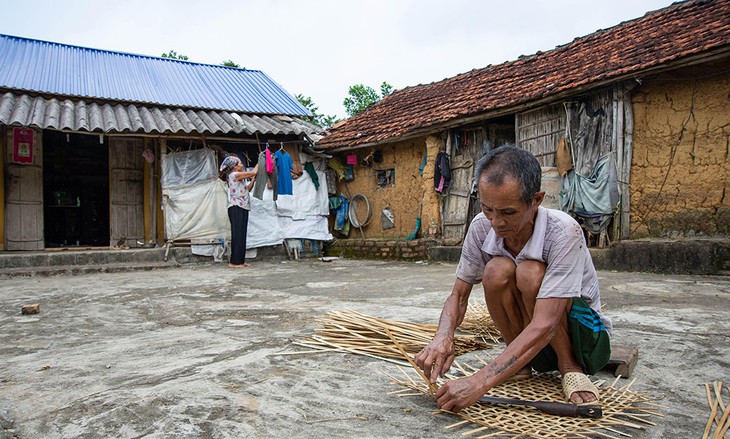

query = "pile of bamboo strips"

[703,381,730,439]
[294,306,499,364]
[387,356,663,439]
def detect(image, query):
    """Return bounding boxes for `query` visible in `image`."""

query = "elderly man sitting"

[415,145,611,412]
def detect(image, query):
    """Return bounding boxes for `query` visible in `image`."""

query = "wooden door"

[5,128,44,250]
[441,129,481,243]
[109,138,144,247]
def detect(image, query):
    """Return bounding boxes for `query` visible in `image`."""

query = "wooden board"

[109,138,145,248]
[603,344,639,378]
[5,128,44,250]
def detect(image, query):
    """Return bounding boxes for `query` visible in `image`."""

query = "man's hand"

[415,333,455,385]
[435,375,484,413]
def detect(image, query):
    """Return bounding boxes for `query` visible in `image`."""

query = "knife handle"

[531,401,602,418]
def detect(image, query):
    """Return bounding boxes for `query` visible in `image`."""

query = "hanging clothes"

[252,150,278,201]
[559,152,619,234]
[275,149,294,195]
[304,162,320,190]
[265,148,275,174]
[325,168,338,195]
[434,151,451,193]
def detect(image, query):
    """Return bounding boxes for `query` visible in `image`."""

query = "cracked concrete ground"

[1,259,729,438]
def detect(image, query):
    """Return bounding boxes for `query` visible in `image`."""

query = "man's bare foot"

[228,263,250,268]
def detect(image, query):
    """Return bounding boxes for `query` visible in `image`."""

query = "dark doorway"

[43,131,109,247]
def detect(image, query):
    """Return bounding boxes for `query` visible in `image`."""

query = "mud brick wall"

[326,239,435,260]
[630,65,730,238]
[329,135,441,239]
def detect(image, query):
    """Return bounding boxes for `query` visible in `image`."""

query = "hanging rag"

[381,207,395,229]
[418,150,427,176]
[325,168,338,195]
[334,195,349,232]
[434,151,451,193]
[304,162,320,190]
[274,150,294,195]
[559,152,619,234]
[556,137,573,177]
[252,150,278,200]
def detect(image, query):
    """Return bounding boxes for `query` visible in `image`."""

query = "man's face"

[478,176,543,240]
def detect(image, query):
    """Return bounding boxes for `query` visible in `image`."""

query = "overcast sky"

[3,0,676,119]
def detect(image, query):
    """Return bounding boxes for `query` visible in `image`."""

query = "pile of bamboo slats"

[703,381,730,439]
[294,306,500,364]
[388,356,663,439]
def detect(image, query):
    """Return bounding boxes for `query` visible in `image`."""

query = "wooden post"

[0,126,5,250]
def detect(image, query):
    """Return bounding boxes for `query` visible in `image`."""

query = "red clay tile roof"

[318,0,730,150]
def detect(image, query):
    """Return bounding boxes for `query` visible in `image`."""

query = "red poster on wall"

[12,127,34,164]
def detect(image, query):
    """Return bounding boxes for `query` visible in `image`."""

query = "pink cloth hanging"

[265,148,274,174]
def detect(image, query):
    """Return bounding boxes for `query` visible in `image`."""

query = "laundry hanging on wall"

[434,151,451,193]
[559,152,620,234]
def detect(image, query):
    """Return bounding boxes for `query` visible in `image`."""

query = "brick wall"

[325,238,438,260]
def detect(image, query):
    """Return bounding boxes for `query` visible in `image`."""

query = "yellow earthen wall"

[630,67,730,237]
[333,135,442,239]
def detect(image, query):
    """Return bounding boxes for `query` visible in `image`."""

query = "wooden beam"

[603,344,639,378]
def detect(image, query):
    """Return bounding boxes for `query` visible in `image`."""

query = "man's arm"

[415,278,474,384]
[435,297,570,412]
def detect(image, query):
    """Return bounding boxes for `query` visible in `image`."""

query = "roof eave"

[319,46,730,153]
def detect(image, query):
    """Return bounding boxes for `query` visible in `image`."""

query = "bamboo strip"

[712,400,730,439]
[390,366,662,438]
[385,328,437,396]
[714,381,727,413]
[704,383,720,439]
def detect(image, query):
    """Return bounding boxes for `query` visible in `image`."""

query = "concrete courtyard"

[1,258,729,438]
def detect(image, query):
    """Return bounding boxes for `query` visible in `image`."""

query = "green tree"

[221,60,240,68]
[295,94,340,129]
[161,50,189,60]
[343,81,394,117]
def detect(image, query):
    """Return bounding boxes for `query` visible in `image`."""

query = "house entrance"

[43,131,109,248]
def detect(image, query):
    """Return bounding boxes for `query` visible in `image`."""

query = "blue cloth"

[275,150,294,195]
[334,195,349,231]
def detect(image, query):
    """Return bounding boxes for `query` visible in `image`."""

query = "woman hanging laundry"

[219,156,257,268]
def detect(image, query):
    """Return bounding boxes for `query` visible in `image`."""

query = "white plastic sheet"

[161,149,332,249]
[163,179,230,241]
[275,169,330,218]
[162,149,230,242]
[248,195,285,248]
[161,149,217,187]
[277,215,333,241]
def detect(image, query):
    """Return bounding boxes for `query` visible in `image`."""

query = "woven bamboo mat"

[293,302,500,364]
[387,358,663,439]
[703,381,730,439]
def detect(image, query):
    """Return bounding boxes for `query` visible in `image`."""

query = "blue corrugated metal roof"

[0,34,311,116]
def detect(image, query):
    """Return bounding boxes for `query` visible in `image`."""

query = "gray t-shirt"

[456,207,611,333]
